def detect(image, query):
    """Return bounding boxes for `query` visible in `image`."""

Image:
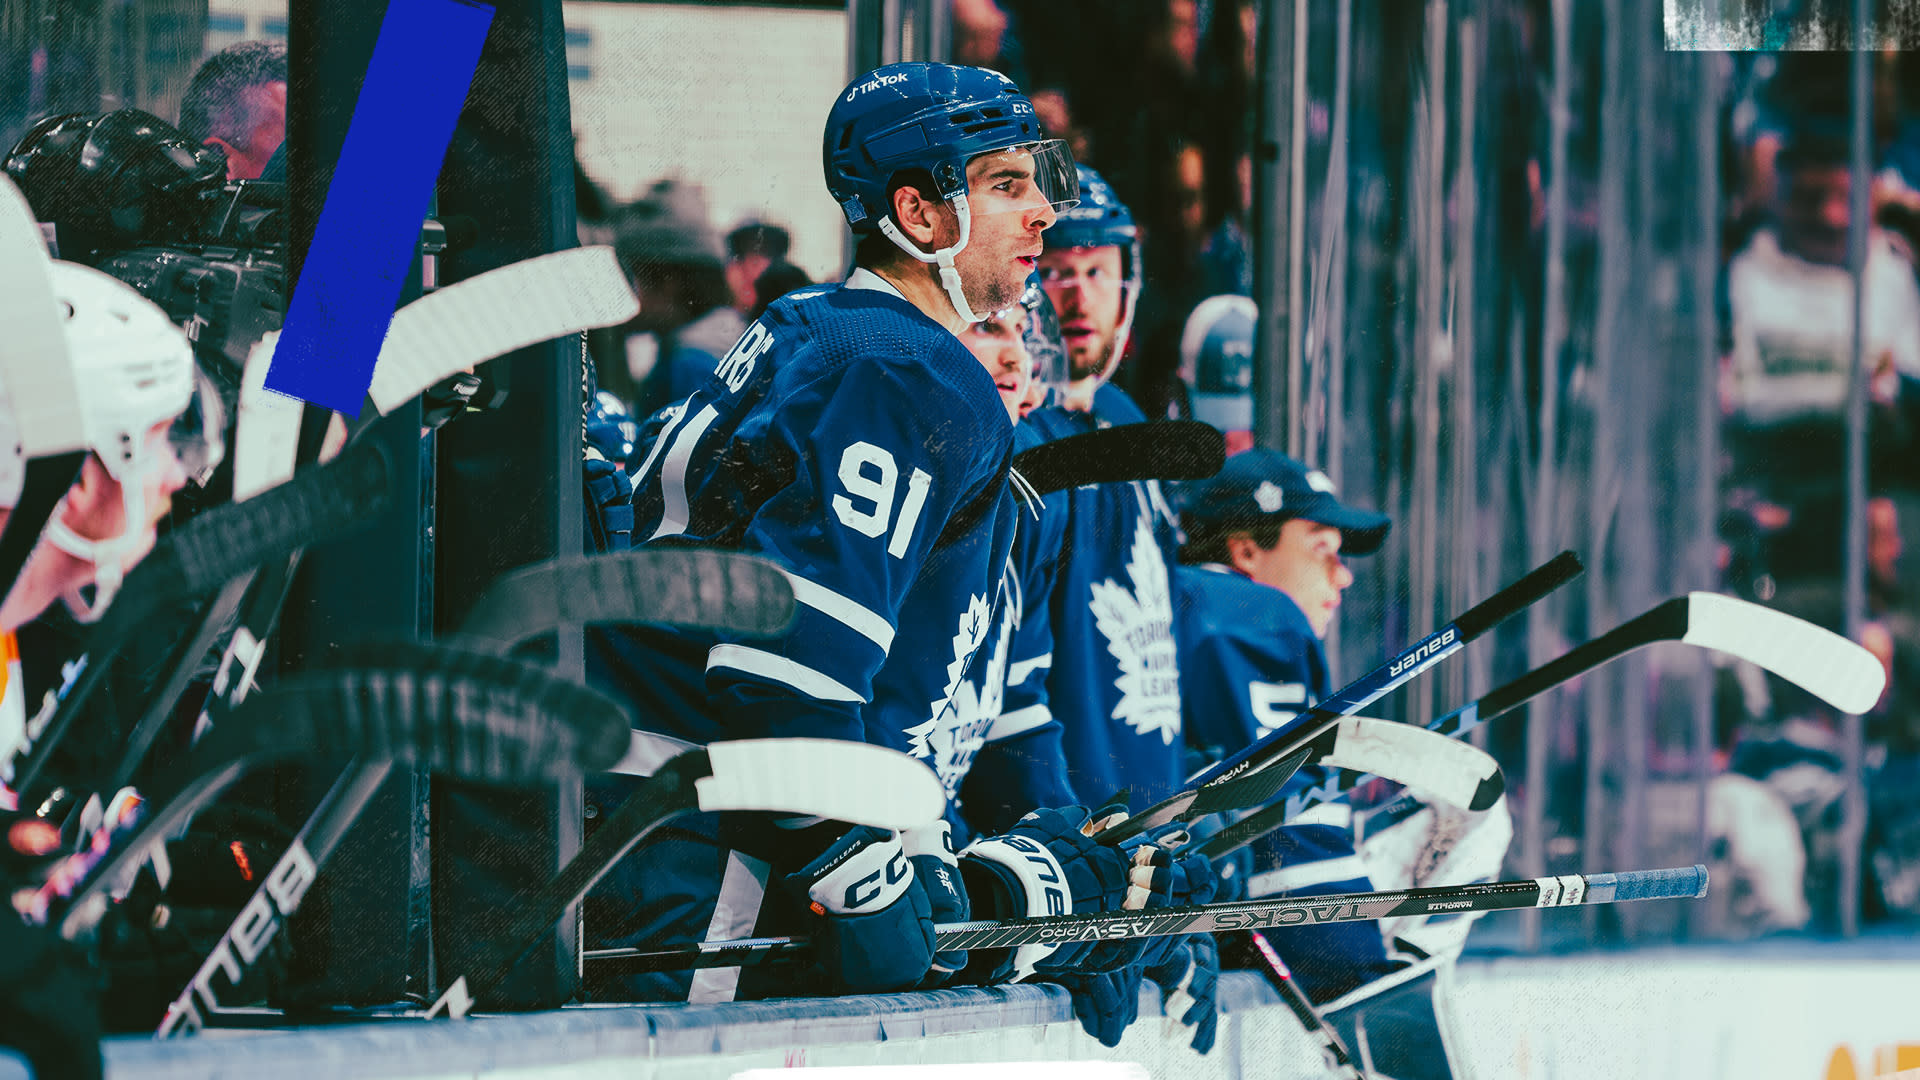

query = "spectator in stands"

[177,41,287,181]
[610,179,742,415]
[724,220,791,319]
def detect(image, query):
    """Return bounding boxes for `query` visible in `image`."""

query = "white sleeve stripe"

[706,644,867,703]
[1007,654,1053,686]
[648,404,720,541]
[987,703,1053,741]
[1247,854,1371,897]
[783,573,895,653]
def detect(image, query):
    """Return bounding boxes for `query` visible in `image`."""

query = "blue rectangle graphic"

[263,0,495,415]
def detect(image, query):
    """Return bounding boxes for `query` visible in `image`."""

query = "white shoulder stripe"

[784,573,895,653]
[987,703,1053,741]
[648,404,720,541]
[706,644,866,703]
[1007,653,1053,687]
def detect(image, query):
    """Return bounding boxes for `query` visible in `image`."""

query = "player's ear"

[1224,532,1261,576]
[891,183,945,249]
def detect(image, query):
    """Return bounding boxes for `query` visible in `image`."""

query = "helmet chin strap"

[878,194,983,325]
[42,479,146,623]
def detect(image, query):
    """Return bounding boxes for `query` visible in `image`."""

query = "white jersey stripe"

[1007,653,1052,687]
[706,644,866,703]
[1248,853,1372,897]
[987,703,1053,742]
[648,404,720,541]
[784,573,895,654]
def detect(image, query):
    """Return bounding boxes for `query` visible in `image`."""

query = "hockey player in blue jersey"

[586,63,1207,1009]
[1172,448,1398,1038]
[1177,450,1509,1078]
[1030,165,1187,812]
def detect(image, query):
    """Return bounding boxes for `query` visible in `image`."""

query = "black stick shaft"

[1103,550,1582,839]
[583,865,1707,974]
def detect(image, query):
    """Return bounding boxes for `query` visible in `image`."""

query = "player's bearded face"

[953,148,1057,317]
[1038,246,1124,382]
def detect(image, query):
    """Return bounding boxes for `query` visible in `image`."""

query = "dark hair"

[178,41,288,145]
[1178,516,1286,566]
[853,167,941,269]
[1775,127,1851,177]
[752,259,815,320]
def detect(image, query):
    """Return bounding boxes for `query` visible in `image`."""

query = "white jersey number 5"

[833,442,933,559]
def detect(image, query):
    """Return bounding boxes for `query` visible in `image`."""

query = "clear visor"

[166,365,228,488]
[965,140,1079,217]
[1018,278,1071,404]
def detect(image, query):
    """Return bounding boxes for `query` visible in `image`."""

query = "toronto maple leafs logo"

[903,583,1009,798]
[1088,486,1182,745]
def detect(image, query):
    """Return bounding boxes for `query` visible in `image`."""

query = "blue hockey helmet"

[824,62,1077,323]
[1038,164,1142,383]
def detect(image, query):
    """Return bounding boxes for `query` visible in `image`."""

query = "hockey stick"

[1193,718,1504,861]
[1343,591,1886,834]
[583,865,1708,973]
[158,546,799,1034]
[1,440,395,801]
[422,736,948,1020]
[95,248,638,801]
[0,176,88,601]
[1097,550,1583,843]
[34,640,631,940]
[1010,420,1226,496]
[1242,931,1365,1080]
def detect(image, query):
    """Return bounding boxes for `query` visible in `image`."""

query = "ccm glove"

[1145,934,1221,1054]
[782,825,934,994]
[957,805,1136,983]
[902,820,968,987]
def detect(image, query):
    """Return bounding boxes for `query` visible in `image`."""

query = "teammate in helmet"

[589,63,1197,1008]
[0,260,221,634]
[1028,165,1185,811]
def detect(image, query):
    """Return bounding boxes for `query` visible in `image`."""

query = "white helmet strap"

[878,193,982,325]
[42,478,145,623]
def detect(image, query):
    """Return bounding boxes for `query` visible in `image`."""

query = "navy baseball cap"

[1181,448,1392,556]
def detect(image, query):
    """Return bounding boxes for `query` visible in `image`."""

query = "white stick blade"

[1321,716,1501,810]
[1684,593,1886,714]
[368,246,640,415]
[0,176,85,456]
[698,739,946,829]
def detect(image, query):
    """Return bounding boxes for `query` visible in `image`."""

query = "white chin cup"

[43,478,146,623]
[879,194,983,325]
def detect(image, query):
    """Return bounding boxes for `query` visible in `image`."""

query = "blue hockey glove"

[1062,964,1145,1048]
[782,825,934,994]
[1117,822,1221,970]
[957,805,1135,982]
[1145,934,1221,1054]
[903,820,968,987]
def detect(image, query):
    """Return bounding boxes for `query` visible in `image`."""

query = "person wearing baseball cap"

[1173,447,1397,1008]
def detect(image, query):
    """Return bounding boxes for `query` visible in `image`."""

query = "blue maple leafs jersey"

[1024,384,1185,810]
[598,273,1017,761]
[1172,563,1329,757]
[902,421,1078,842]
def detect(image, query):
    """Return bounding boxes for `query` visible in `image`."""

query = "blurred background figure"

[724,220,792,321]
[176,40,287,181]
[609,179,739,414]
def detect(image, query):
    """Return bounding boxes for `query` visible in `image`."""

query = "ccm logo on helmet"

[846,71,912,102]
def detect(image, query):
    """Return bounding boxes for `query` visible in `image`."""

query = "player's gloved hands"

[782,824,935,994]
[1062,963,1144,1048]
[97,802,294,1031]
[1116,823,1221,970]
[902,820,968,987]
[958,804,1137,983]
[1145,934,1221,1054]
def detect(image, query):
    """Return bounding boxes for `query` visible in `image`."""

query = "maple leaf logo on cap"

[1254,480,1285,513]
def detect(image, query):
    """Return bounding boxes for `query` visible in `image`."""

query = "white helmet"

[0,260,223,619]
